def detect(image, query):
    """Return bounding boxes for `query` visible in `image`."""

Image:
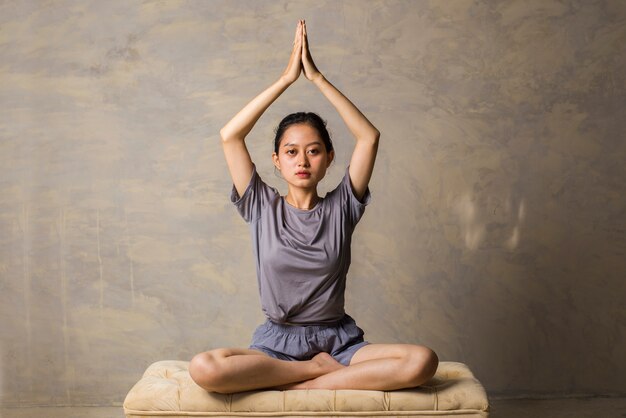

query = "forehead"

[282,123,321,144]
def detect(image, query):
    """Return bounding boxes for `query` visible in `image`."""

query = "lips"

[296,171,311,177]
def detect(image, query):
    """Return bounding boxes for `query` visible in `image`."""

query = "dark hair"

[273,112,334,155]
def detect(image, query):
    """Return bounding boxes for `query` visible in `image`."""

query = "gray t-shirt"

[230,164,371,325]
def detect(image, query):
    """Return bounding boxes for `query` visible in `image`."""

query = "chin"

[295,178,319,187]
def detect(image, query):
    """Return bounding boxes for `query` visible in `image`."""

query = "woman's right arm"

[220,20,304,197]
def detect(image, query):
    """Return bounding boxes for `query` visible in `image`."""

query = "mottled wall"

[1,0,625,407]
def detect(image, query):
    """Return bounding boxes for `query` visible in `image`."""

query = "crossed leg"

[189,347,345,394]
[189,343,439,394]
[273,343,439,391]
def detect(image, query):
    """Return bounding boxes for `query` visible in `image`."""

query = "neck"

[285,190,320,210]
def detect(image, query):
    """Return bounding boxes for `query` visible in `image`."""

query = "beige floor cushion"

[123,360,489,417]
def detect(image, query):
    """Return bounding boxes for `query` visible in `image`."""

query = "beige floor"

[1,397,625,418]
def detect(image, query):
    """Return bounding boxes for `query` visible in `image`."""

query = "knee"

[189,349,230,392]
[404,346,439,387]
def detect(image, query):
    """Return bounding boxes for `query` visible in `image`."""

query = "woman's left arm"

[301,21,380,201]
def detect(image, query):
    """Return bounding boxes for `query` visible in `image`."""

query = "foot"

[311,352,346,375]
[269,353,346,391]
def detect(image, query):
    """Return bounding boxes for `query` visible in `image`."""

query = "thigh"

[200,347,271,359]
[220,347,272,357]
[349,343,432,366]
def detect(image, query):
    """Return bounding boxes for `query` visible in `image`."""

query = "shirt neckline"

[282,196,323,213]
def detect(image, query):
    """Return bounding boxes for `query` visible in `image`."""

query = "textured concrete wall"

[1,0,625,406]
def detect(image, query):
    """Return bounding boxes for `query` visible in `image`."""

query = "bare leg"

[276,343,439,391]
[189,348,344,394]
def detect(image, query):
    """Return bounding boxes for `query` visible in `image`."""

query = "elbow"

[219,127,230,142]
[359,130,380,145]
[220,128,242,144]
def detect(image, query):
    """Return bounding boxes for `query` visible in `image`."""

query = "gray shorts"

[249,313,369,366]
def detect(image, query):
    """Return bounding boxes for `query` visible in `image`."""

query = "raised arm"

[301,21,380,202]
[220,21,304,197]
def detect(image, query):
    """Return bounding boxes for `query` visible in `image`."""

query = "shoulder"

[230,163,280,223]
[326,165,372,211]
[251,164,280,194]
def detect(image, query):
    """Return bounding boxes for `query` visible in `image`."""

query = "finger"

[302,37,309,59]
[295,32,302,58]
[302,21,309,50]
[294,25,302,58]
[293,20,301,44]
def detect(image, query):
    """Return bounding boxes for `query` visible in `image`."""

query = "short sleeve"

[230,164,278,223]
[330,165,371,228]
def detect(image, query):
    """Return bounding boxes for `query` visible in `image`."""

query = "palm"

[301,21,321,81]
[282,21,302,84]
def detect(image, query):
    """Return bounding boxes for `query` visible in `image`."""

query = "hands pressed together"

[282,20,322,84]
[221,18,378,204]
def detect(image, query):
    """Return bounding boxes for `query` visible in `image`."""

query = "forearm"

[220,76,293,141]
[313,75,380,142]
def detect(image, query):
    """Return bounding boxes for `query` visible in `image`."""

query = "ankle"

[305,358,322,377]
[309,352,344,376]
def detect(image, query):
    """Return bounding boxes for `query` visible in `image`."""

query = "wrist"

[278,75,295,88]
[311,73,326,87]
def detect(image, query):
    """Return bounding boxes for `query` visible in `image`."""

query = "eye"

[308,149,320,155]
[286,149,296,155]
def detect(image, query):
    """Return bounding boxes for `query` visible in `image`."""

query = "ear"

[326,149,335,167]
[272,152,281,170]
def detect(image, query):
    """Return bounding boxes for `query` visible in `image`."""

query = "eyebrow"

[282,141,322,147]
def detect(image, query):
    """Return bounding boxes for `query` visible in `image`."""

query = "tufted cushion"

[123,360,489,417]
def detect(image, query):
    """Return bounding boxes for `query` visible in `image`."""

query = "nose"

[298,155,309,167]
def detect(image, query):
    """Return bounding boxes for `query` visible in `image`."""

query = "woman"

[189,20,438,394]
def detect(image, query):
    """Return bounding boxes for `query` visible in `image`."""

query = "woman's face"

[272,123,334,190]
